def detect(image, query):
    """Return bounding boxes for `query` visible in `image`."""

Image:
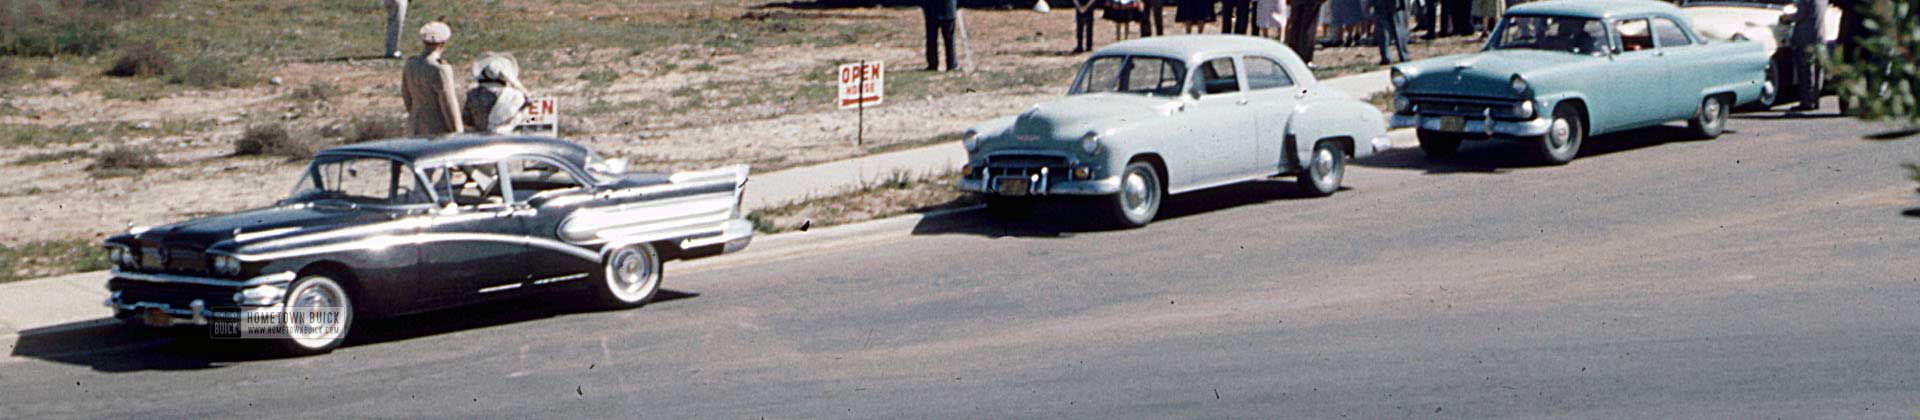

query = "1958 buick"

[1389,0,1770,165]
[101,136,753,353]
[960,35,1390,227]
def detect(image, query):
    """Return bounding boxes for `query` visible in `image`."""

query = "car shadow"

[1353,124,1713,173]
[6,289,699,372]
[910,180,1334,238]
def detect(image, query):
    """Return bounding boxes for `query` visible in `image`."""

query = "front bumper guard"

[1391,113,1553,138]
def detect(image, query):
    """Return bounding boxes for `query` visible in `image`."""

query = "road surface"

[5,104,1918,418]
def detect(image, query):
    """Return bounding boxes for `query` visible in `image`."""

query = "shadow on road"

[910,180,1331,238]
[1354,125,1712,174]
[1903,208,1920,218]
[7,289,699,372]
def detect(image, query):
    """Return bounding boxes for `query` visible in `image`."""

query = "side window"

[1616,19,1654,52]
[501,158,582,203]
[1196,57,1241,95]
[425,162,507,208]
[1651,18,1692,47]
[1243,56,1295,90]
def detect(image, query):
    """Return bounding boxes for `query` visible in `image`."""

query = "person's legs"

[1076,11,1095,51]
[924,19,940,70]
[384,0,407,58]
[1793,46,1822,109]
[940,20,958,71]
[1238,0,1255,34]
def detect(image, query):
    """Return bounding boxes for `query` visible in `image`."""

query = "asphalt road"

[5,103,1919,419]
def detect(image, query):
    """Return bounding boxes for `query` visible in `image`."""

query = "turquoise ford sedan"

[959,35,1390,227]
[1389,0,1769,165]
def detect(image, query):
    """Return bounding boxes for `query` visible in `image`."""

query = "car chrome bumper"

[680,219,754,254]
[1391,114,1552,138]
[107,296,283,326]
[958,174,1123,196]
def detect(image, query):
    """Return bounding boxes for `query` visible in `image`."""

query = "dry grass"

[86,145,168,177]
[747,169,976,233]
[0,239,111,284]
[232,123,315,158]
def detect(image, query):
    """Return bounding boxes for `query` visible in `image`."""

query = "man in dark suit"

[1786,0,1827,111]
[1444,0,1472,36]
[1285,0,1324,63]
[1073,0,1099,53]
[922,0,959,72]
[1373,0,1410,64]
[1139,0,1167,37]
[1219,0,1251,34]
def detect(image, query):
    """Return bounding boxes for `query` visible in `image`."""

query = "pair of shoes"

[1377,59,1391,65]
[924,66,940,72]
[1071,48,1085,53]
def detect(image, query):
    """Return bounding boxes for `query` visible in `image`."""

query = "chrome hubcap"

[607,246,657,302]
[1312,148,1340,187]
[286,280,347,349]
[1549,118,1573,150]
[1122,170,1154,218]
[1703,99,1722,128]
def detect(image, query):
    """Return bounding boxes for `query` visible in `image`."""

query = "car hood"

[1680,6,1784,49]
[129,205,394,251]
[1009,93,1175,140]
[1400,49,1598,98]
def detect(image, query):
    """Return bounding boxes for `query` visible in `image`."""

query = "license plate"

[1439,116,1466,132]
[997,178,1031,196]
[143,308,172,327]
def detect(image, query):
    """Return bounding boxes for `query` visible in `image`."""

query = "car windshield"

[287,155,430,207]
[1491,15,1610,56]
[1070,55,1186,97]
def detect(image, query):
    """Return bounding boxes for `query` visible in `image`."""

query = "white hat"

[419,21,451,44]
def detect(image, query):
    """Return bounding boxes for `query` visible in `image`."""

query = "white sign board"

[837,61,884,110]
[515,97,559,136]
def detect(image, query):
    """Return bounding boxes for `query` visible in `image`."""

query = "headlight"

[233,283,287,306]
[1509,76,1529,95]
[1391,68,1408,89]
[108,247,129,267]
[1079,132,1101,154]
[1393,95,1412,113]
[962,129,982,152]
[1513,100,1535,119]
[214,255,241,275]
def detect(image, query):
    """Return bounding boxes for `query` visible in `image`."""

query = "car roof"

[319,135,590,167]
[1507,0,1681,19]
[1094,34,1293,64]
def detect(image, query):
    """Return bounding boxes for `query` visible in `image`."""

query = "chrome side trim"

[531,273,588,285]
[236,232,602,263]
[478,283,523,294]
[112,268,297,288]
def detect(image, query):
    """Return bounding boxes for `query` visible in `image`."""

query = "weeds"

[232,123,313,158]
[577,69,619,88]
[167,56,251,89]
[11,149,91,165]
[748,169,973,233]
[290,82,340,103]
[103,41,171,77]
[0,239,112,284]
[86,144,167,177]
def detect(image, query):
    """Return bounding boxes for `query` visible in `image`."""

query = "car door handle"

[1294,89,1309,99]
[1236,98,1249,106]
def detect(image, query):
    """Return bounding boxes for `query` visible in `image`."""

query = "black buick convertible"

[102,136,753,353]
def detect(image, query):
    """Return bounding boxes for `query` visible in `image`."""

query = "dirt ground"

[0,0,1476,251]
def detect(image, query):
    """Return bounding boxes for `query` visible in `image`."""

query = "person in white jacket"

[463,54,530,135]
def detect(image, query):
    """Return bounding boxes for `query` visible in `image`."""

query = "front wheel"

[1296,141,1345,197]
[593,243,663,309]
[1103,161,1162,228]
[1533,105,1584,165]
[1688,95,1729,139]
[277,275,354,355]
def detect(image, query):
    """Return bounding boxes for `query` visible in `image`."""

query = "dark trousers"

[1141,0,1166,36]
[1220,0,1252,34]
[1376,9,1409,62]
[1415,0,1437,32]
[924,18,957,71]
[1075,10,1097,51]
[1285,0,1323,63]
[1790,0,1827,107]
[1443,0,1472,35]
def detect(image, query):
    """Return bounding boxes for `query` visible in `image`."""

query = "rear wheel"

[1296,141,1345,197]
[1533,105,1584,165]
[594,243,662,309]
[276,275,353,355]
[1417,129,1461,159]
[1103,161,1162,228]
[1688,95,1729,139]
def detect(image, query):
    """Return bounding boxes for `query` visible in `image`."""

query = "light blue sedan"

[959,35,1390,227]
[1389,0,1769,164]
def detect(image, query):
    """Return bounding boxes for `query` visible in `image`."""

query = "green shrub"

[86,145,166,176]
[0,0,141,57]
[1829,0,1918,124]
[103,41,171,77]
[232,123,313,158]
[166,56,251,89]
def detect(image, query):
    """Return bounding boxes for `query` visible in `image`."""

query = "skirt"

[1329,0,1365,27]
[1472,0,1506,18]
[1175,0,1216,23]
[1105,1,1146,22]
[1255,0,1286,29]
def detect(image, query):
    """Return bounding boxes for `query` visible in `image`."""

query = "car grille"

[111,279,239,307]
[130,242,213,276]
[1410,95,1520,119]
[982,155,1070,179]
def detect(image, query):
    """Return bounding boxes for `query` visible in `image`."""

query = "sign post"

[837,61,885,147]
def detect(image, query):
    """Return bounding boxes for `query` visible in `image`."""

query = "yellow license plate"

[1439,116,1466,132]
[997,178,1031,196]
